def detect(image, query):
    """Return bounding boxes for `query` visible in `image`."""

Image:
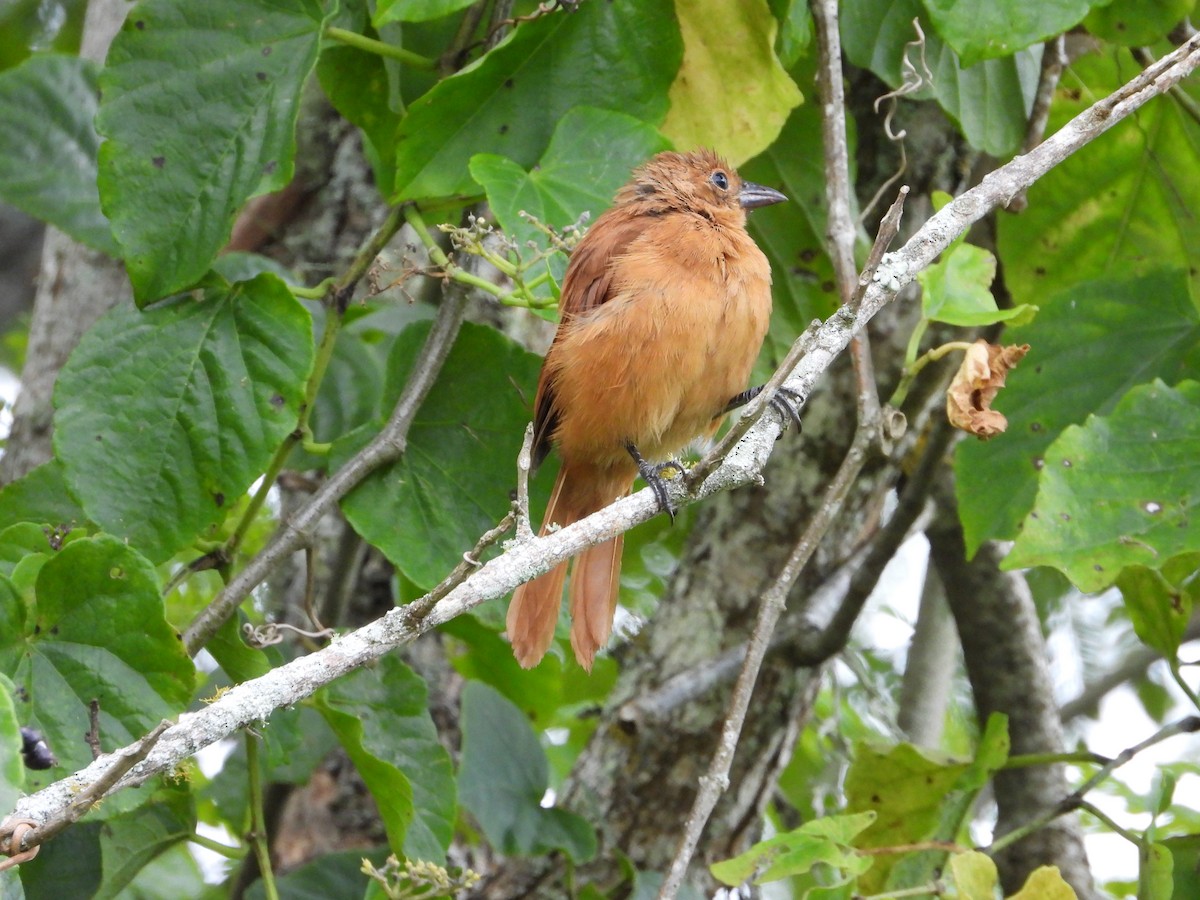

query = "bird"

[506,148,788,671]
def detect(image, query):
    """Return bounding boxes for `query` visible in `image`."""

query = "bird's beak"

[739,181,787,209]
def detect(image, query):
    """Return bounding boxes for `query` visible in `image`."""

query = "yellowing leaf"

[662,0,802,165]
[949,851,999,900]
[1008,866,1078,900]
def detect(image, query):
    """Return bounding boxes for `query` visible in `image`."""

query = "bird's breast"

[547,217,773,467]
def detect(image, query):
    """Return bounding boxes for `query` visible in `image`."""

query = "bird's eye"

[710,171,729,191]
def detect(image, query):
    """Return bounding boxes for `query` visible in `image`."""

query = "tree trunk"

[927,482,1097,899]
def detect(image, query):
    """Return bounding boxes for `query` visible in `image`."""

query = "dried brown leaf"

[946,340,1030,439]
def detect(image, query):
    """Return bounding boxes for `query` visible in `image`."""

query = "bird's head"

[617,149,787,224]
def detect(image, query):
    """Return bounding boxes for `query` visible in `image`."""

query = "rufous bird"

[506,148,791,670]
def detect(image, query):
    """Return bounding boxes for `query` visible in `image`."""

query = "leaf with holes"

[955,270,1200,553]
[1007,381,1200,592]
[54,273,313,563]
[96,0,330,303]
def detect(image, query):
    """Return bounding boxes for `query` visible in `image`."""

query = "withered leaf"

[946,340,1030,439]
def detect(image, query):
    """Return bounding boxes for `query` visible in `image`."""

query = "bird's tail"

[507,461,633,670]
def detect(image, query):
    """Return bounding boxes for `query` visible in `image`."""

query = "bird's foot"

[624,442,685,522]
[724,384,804,434]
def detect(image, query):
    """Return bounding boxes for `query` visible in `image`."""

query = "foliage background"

[0,0,1198,898]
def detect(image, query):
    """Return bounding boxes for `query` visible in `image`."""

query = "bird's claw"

[769,387,804,434]
[724,384,804,434]
[625,443,684,522]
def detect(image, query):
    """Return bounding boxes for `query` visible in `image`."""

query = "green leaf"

[17,822,102,898]
[0,536,194,777]
[458,681,596,860]
[918,242,1036,327]
[0,673,23,815]
[117,842,207,900]
[317,40,399,192]
[1162,834,1200,899]
[1084,0,1195,46]
[998,49,1200,303]
[374,0,476,25]
[955,270,1200,553]
[1118,556,1199,660]
[0,54,116,255]
[0,460,89,532]
[442,615,616,730]
[54,275,314,563]
[95,0,330,303]
[469,106,670,298]
[1007,381,1200,592]
[923,0,1093,67]
[710,812,876,886]
[769,0,813,68]
[320,655,455,860]
[392,0,681,201]
[0,523,53,582]
[338,321,545,590]
[93,780,196,900]
[842,0,1040,156]
[661,0,801,165]
[470,105,669,242]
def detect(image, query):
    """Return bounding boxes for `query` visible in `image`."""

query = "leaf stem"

[288,278,335,299]
[325,26,436,70]
[1168,661,1200,712]
[890,340,973,407]
[1003,750,1111,769]
[1076,799,1144,848]
[188,831,246,860]
[245,733,279,900]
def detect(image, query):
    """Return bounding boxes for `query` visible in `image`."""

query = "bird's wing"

[532,209,646,466]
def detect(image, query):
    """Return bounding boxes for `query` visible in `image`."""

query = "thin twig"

[406,509,518,622]
[658,419,875,899]
[85,699,102,761]
[985,716,1200,855]
[515,422,535,539]
[10,38,1200,837]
